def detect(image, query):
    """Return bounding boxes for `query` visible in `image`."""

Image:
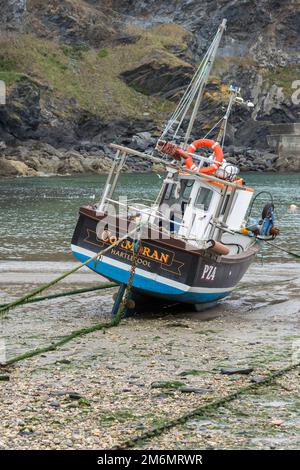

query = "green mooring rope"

[0,226,139,318]
[1,223,147,367]
[2,299,126,367]
[115,360,300,449]
[265,240,300,259]
[0,283,118,309]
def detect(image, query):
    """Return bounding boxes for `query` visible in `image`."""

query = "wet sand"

[0,261,300,449]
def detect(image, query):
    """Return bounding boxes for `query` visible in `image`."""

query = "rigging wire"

[203,116,224,139]
[158,30,222,143]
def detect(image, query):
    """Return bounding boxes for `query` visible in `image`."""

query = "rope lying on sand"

[265,240,300,259]
[0,222,145,367]
[0,226,139,318]
[114,360,300,450]
[0,283,118,309]
[2,303,125,367]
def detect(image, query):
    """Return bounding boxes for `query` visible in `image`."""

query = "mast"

[183,19,227,148]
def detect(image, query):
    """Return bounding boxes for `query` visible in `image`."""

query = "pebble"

[68,392,82,400]
[250,376,265,384]
[220,367,254,375]
[154,392,169,399]
[270,418,284,426]
[180,387,211,394]
[19,430,34,436]
[50,390,82,400]
[49,401,60,408]
[0,375,10,381]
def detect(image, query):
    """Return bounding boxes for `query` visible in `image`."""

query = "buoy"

[185,138,224,175]
[240,227,250,236]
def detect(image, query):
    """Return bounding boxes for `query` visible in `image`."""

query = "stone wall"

[267,123,300,171]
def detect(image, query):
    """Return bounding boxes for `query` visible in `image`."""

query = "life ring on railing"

[185,138,223,175]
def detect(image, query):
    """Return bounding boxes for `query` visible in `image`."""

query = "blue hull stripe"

[73,250,231,304]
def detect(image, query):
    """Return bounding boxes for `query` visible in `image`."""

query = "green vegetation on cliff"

[262,65,300,95]
[1,0,298,156]
[0,24,190,122]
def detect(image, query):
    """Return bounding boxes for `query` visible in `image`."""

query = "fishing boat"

[71,19,279,311]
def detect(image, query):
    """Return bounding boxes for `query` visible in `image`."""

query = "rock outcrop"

[0,142,114,176]
[0,0,27,31]
[113,0,300,151]
[0,77,40,141]
[26,0,120,47]
[121,61,194,101]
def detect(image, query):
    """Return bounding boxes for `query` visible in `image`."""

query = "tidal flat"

[0,262,299,450]
[0,173,299,449]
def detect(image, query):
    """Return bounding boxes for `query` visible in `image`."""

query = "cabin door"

[180,184,218,242]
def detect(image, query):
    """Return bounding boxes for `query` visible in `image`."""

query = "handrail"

[109,143,246,190]
[102,198,205,246]
[105,197,187,228]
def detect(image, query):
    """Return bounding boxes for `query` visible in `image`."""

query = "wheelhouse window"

[195,187,213,211]
[162,179,194,203]
[164,183,174,200]
[160,178,195,233]
[181,180,194,201]
[220,194,231,215]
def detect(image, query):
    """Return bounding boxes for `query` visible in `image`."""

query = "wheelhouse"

[156,170,254,252]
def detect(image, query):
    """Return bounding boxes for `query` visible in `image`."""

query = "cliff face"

[0,0,299,174]
[0,0,27,31]
[112,0,299,127]
[112,0,299,60]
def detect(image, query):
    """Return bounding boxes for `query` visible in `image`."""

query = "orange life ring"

[185,138,223,175]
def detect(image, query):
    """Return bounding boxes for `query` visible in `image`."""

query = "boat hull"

[71,206,259,305]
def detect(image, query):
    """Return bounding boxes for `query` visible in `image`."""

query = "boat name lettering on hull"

[201,264,217,281]
[83,227,185,276]
[110,248,151,268]
[98,230,171,265]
